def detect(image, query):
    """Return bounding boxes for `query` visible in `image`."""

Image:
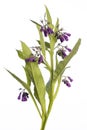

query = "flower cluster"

[56,32,71,42]
[57,45,71,59]
[40,26,53,37]
[18,89,29,101]
[62,76,73,87]
[40,19,53,37]
[25,47,44,64]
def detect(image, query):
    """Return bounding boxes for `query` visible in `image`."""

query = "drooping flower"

[65,46,72,52]
[25,56,36,62]
[17,89,29,102]
[62,79,71,87]
[62,76,73,87]
[68,76,73,82]
[40,26,53,37]
[38,55,43,64]
[56,31,71,42]
[57,49,67,59]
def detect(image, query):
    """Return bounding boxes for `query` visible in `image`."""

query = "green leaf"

[23,67,31,87]
[16,50,26,59]
[30,20,41,27]
[26,62,46,114]
[54,18,59,32]
[20,41,32,58]
[45,6,54,29]
[36,25,46,57]
[37,40,50,49]
[6,69,29,90]
[34,86,40,103]
[54,39,81,80]
[46,79,51,97]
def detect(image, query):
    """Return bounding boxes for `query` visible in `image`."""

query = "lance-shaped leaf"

[23,67,31,87]
[54,39,81,81]
[37,25,46,57]
[45,6,54,29]
[30,20,41,27]
[54,18,59,32]
[26,62,46,115]
[21,41,32,58]
[6,69,29,91]
[16,50,26,59]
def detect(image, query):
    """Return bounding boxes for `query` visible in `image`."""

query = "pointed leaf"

[6,69,29,90]
[16,50,26,59]
[20,41,32,58]
[45,6,54,28]
[54,39,81,80]
[54,18,59,32]
[23,67,31,87]
[30,20,41,27]
[26,62,46,114]
[34,86,40,103]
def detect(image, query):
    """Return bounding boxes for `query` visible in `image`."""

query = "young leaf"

[6,69,29,90]
[36,25,46,57]
[54,39,81,81]
[54,18,59,32]
[30,20,41,27]
[45,6,54,29]
[26,62,46,115]
[20,41,32,58]
[16,50,26,59]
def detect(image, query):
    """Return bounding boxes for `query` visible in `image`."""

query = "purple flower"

[25,56,36,62]
[40,26,53,37]
[38,55,43,64]
[62,79,71,87]
[68,76,73,82]
[62,50,67,58]
[65,46,72,52]
[44,29,48,37]
[64,32,71,36]
[17,92,21,100]
[62,34,68,41]
[57,49,67,59]
[18,90,29,102]
[47,27,54,34]
[21,92,29,101]
[57,32,71,42]
[58,35,65,42]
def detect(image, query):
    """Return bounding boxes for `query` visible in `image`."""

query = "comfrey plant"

[7,6,81,130]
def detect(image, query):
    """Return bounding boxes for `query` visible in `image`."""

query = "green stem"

[54,76,61,100]
[40,100,53,130]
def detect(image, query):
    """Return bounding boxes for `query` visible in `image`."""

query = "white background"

[0,0,87,130]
